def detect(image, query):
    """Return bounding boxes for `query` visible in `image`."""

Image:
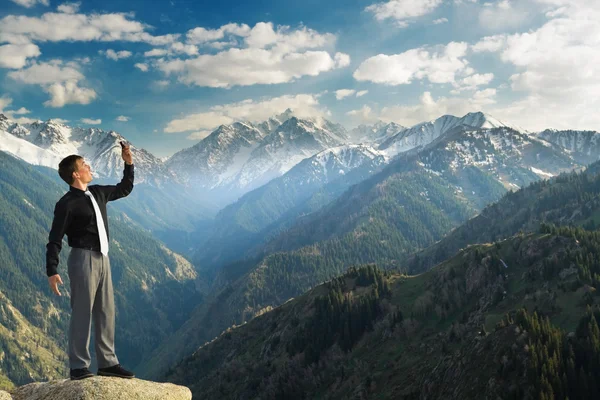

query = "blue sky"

[0,0,597,158]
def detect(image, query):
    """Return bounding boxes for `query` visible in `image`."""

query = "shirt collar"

[69,185,89,196]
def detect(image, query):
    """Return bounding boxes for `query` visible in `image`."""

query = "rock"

[0,390,12,400]
[10,377,191,400]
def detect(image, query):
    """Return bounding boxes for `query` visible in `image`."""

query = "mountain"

[165,122,267,194]
[407,160,600,274]
[0,115,173,185]
[164,228,600,399]
[350,121,405,146]
[166,114,349,203]
[378,111,515,158]
[537,128,600,165]
[137,120,592,379]
[0,151,205,388]
[261,124,581,256]
[193,144,388,270]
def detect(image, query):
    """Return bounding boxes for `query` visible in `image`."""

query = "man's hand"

[121,142,133,165]
[48,274,63,296]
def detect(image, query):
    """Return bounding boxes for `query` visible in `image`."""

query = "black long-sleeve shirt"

[45,163,134,277]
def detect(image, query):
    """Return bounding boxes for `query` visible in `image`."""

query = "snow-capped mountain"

[415,125,581,194]
[378,112,515,158]
[229,116,349,193]
[350,121,405,146]
[165,121,267,189]
[0,114,172,185]
[536,129,600,165]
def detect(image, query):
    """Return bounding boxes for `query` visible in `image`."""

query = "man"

[46,142,135,380]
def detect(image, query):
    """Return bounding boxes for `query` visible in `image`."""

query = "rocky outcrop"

[10,377,191,400]
[0,390,12,400]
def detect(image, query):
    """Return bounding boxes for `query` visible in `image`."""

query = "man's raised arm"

[96,142,134,202]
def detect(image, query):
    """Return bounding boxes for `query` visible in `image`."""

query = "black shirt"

[45,163,134,277]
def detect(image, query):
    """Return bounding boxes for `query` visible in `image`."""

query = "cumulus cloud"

[164,93,325,133]
[10,0,49,8]
[116,115,130,122]
[356,90,369,97]
[57,2,80,13]
[433,17,448,24]
[457,72,494,90]
[335,89,356,100]
[134,63,149,72]
[474,1,600,131]
[366,0,443,27]
[44,81,97,107]
[478,0,531,31]
[100,49,132,60]
[0,11,179,46]
[158,48,350,88]
[8,60,97,107]
[354,42,469,86]
[472,35,507,52]
[346,105,378,123]
[80,118,101,124]
[0,96,37,123]
[0,43,41,69]
[153,22,347,88]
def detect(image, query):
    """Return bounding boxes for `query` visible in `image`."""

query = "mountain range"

[1,107,600,393]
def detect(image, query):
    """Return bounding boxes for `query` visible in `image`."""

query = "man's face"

[73,159,93,184]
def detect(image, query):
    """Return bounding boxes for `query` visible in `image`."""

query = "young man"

[46,142,135,380]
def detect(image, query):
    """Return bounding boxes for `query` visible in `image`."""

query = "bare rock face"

[0,390,12,400]
[10,377,191,400]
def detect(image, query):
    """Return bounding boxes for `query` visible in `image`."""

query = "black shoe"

[70,368,94,380]
[97,364,135,379]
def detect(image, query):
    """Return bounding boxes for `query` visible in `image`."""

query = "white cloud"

[0,11,179,46]
[9,61,83,84]
[472,34,507,52]
[354,42,469,86]
[165,93,325,133]
[44,81,97,107]
[50,118,69,124]
[474,1,600,131]
[134,63,149,72]
[366,0,443,27]
[0,43,41,69]
[186,130,212,140]
[12,107,31,114]
[10,0,49,8]
[0,96,37,123]
[356,90,369,97]
[458,72,494,90]
[335,89,356,100]
[101,49,132,60]
[144,49,169,57]
[0,96,14,112]
[9,61,97,107]
[346,105,378,123]
[478,0,531,31]
[80,118,101,124]
[57,2,80,14]
[158,48,350,88]
[433,17,448,24]
[154,22,346,88]
[116,115,130,122]
[186,23,251,44]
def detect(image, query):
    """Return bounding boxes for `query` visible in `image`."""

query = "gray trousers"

[67,247,119,370]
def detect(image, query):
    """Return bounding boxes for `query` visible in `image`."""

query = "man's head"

[58,155,93,186]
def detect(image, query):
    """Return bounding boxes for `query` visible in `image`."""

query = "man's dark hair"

[58,155,83,185]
